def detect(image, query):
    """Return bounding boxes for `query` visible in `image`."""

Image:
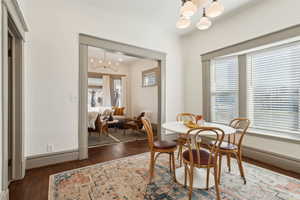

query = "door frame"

[78,34,166,159]
[1,0,28,194]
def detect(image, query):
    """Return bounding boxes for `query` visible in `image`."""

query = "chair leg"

[206,167,211,190]
[226,153,231,172]
[149,151,155,183]
[218,153,223,184]
[180,150,183,167]
[184,164,187,187]
[234,151,246,184]
[171,152,177,183]
[177,144,183,167]
[188,166,194,200]
[177,144,181,159]
[214,166,221,200]
[169,153,172,173]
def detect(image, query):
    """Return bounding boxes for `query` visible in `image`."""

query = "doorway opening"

[1,0,27,193]
[2,14,26,190]
[78,34,166,159]
[87,47,159,148]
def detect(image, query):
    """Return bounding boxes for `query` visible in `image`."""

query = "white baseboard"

[243,146,300,174]
[0,189,9,200]
[26,150,79,169]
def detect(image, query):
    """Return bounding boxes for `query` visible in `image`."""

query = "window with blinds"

[211,56,239,124]
[247,42,300,132]
[142,68,157,87]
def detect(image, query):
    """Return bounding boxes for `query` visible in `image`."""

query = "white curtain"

[121,76,128,109]
[103,75,111,106]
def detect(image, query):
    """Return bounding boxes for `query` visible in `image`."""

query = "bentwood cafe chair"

[176,113,196,167]
[215,118,250,184]
[182,127,225,200]
[142,118,177,183]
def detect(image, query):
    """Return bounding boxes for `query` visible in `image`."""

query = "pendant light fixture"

[176,15,191,29]
[207,0,224,18]
[180,0,197,18]
[197,8,212,30]
[176,0,223,31]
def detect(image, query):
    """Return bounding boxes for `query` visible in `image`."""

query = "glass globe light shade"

[180,1,197,18]
[207,0,224,18]
[197,16,212,30]
[176,16,191,29]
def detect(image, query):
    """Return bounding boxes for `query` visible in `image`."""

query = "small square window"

[142,68,158,87]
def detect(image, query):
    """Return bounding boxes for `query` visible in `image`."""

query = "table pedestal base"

[175,167,215,189]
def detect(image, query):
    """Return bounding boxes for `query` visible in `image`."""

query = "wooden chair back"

[185,127,225,166]
[176,113,196,123]
[228,118,250,150]
[136,112,145,129]
[142,118,155,151]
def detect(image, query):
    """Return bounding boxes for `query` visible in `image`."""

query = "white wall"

[128,59,158,123]
[24,0,183,156]
[181,0,300,159]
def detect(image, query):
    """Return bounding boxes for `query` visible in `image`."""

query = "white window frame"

[204,42,300,141]
[245,41,300,135]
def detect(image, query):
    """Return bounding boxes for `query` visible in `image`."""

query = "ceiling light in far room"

[197,8,212,30]
[108,61,112,65]
[118,58,123,62]
[176,16,191,29]
[98,60,103,64]
[90,58,94,63]
[180,0,197,18]
[207,0,224,18]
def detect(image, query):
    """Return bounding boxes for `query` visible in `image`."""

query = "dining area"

[142,113,250,200]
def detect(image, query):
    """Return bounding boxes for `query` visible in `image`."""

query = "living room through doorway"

[87,46,158,148]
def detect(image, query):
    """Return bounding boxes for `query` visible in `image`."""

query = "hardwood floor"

[9,140,299,200]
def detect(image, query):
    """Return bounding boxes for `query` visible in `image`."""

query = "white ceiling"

[88,46,140,63]
[84,0,255,35]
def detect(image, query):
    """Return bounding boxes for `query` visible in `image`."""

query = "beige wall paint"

[181,0,300,160]
[127,59,158,123]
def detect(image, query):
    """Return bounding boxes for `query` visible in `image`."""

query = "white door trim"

[78,34,166,160]
[1,0,27,193]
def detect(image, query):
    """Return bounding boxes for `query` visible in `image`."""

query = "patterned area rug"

[88,130,148,148]
[88,133,117,147]
[49,153,300,200]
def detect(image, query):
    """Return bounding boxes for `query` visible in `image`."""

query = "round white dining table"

[162,121,236,189]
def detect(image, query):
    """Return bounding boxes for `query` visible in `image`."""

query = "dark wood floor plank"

[9,140,299,200]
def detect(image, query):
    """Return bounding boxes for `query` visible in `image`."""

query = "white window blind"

[247,42,300,132]
[211,56,239,124]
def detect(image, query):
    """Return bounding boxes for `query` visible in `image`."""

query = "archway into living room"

[79,34,166,159]
[87,46,160,148]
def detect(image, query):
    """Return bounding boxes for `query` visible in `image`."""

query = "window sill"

[247,128,300,144]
